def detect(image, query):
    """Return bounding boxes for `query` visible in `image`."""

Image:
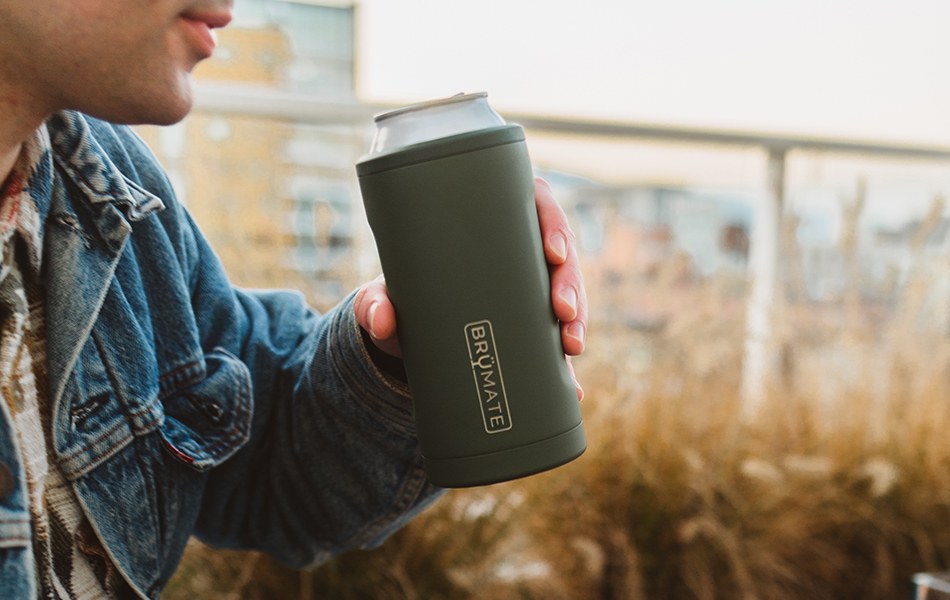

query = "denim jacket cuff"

[328,293,416,437]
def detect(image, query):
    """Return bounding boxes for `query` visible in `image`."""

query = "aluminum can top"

[367,92,506,157]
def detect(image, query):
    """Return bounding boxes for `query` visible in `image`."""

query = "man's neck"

[0,144,21,188]
[0,84,48,186]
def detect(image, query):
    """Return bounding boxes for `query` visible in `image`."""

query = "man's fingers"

[566,356,584,402]
[354,275,402,356]
[535,177,575,266]
[534,177,588,356]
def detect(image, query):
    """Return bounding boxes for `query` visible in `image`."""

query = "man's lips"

[179,8,233,58]
[181,9,233,29]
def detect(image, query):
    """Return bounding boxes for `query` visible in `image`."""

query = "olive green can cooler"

[355,93,586,488]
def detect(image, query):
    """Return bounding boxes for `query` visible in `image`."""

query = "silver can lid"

[368,92,506,156]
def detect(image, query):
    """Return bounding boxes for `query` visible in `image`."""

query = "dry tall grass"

[165,193,950,599]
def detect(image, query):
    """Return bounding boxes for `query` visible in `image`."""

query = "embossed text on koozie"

[465,320,512,433]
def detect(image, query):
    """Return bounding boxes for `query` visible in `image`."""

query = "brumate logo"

[464,320,512,434]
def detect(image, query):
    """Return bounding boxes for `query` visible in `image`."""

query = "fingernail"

[576,382,585,402]
[567,322,586,351]
[367,301,380,339]
[550,232,567,262]
[559,287,578,320]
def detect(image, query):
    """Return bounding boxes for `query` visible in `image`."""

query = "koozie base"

[423,423,587,488]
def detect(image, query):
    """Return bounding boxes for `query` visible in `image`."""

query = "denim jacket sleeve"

[199,291,442,568]
[138,136,442,569]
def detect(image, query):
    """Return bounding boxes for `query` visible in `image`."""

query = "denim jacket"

[0,112,441,599]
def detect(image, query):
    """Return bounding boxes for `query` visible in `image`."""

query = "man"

[0,0,588,598]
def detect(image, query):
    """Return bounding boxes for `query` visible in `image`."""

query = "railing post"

[741,146,786,418]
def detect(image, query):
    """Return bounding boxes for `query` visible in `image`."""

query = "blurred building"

[547,174,754,330]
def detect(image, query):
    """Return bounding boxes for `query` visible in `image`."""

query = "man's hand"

[354,177,588,400]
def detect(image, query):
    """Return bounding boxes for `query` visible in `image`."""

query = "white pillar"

[741,147,786,418]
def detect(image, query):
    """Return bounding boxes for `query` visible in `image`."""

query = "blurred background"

[146,1,950,597]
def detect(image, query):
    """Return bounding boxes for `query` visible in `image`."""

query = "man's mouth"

[180,8,233,30]
[179,4,233,58]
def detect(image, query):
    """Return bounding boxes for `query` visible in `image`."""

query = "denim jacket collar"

[46,112,166,219]
[42,112,167,420]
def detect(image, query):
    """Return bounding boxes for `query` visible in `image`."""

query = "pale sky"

[356,0,950,146]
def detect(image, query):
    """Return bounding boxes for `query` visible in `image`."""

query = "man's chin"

[144,102,194,127]
[84,80,196,126]
[129,93,195,127]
